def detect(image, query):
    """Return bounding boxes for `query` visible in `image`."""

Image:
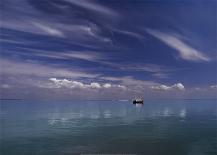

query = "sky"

[0,0,217,99]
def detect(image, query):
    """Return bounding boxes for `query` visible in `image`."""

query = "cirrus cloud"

[146,29,210,62]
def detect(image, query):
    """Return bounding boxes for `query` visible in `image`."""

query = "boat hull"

[133,100,144,104]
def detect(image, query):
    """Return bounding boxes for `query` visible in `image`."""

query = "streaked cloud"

[65,0,118,17]
[146,29,210,62]
[61,52,103,62]
[1,84,11,89]
[25,50,103,62]
[114,29,145,40]
[14,48,178,78]
[102,62,181,79]
[1,0,114,47]
[1,58,99,78]
[101,76,158,94]
[118,63,171,72]
[152,73,169,79]
[31,22,64,37]
[1,0,216,99]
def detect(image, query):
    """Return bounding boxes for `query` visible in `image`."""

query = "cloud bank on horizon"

[0,0,216,99]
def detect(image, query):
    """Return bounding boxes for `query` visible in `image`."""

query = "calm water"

[0,99,216,155]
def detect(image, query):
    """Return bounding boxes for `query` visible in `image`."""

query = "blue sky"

[1,0,217,99]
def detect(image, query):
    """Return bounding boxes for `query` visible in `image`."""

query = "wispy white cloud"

[151,83,185,91]
[31,22,64,37]
[117,63,171,73]
[101,76,158,93]
[114,29,145,40]
[152,73,169,79]
[62,52,102,61]
[1,58,99,78]
[210,85,217,89]
[31,51,103,62]
[146,29,210,62]
[1,84,11,89]
[0,38,25,44]
[65,0,118,17]
[101,62,181,79]
[14,48,106,63]
[1,0,114,46]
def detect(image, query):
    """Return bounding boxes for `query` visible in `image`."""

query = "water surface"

[0,99,216,155]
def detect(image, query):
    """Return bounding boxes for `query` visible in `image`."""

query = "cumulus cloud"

[49,78,84,88]
[90,82,101,89]
[103,83,112,88]
[48,78,126,90]
[146,29,210,62]
[151,83,185,91]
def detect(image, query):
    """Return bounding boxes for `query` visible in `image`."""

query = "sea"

[0,99,216,155]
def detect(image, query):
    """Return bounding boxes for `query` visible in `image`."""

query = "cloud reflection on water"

[46,101,187,126]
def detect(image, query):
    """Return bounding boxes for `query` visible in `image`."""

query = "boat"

[132,98,144,104]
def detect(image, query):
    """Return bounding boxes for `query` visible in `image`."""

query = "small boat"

[132,98,144,104]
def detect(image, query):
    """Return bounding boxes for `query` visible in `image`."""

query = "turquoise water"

[0,99,216,155]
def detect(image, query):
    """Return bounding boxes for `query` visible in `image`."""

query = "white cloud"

[103,83,112,88]
[152,73,169,79]
[151,83,185,91]
[117,85,127,90]
[210,85,217,89]
[101,76,158,91]
[77,24,112,42]
[63,52,102,62]
[90,82,101,89]
[1,0,113,46]
[48,78,126,90]
[102,76,157,87]
[114,29,145,40]
[1,59,99,78]
[146,29,210,62]
[49,78,85,88]
[18,48,103,62]
[1,84,11,89]
[173,83,185,90]
[32,22,64,37]
[151,85,171,90]
[65,0,118,17]
[194,87,201,91]
[118,63,171,72]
